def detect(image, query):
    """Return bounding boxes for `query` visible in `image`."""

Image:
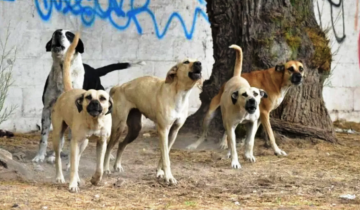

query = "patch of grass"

[284,29,302,59]
[184,201,197,207]
[306,27,332,72]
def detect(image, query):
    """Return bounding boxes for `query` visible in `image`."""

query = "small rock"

[11,204,19,208]
[34,164,44,172]
[113,178,125,188]
[234,201,240,206]
[0,148,13,160]
[42,206,48,210]
[143,133,151,138]
[339,194,356,200]
[13,152,26,161]
[94,194,100,199]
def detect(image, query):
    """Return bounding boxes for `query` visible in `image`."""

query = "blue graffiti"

[32,0,209,40]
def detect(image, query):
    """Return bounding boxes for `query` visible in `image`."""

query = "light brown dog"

[51,32,113,193]
[219,45,267,168]
[103,59,203,185]
[187,55,305,156]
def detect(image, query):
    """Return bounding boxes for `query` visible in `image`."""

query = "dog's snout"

[248,98,255,105]
[294,72,302,78]
[291,72,303,85]
[194,61,201,66]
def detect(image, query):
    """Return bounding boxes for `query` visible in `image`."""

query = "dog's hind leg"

[186,90,222,150]
[91,136,107,186]
[113,109,142,173]
[53,121,67,184]
[260,112,287,156]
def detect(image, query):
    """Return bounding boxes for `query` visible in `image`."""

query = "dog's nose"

[194,61,201,66]
[294,73,302,78]
[248,98,256,105]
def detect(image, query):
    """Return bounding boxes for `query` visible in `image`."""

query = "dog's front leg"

[69,138,80,193]
[226,124,241,169]
[157,125,177,185]
[260,112,287,156]
[91,136,107,186]
[244,121,259,163]
[156,122,183,176]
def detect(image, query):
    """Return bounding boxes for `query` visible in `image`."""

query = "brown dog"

[187,59,305,156]
[103,59,203,185]
[51,32,113,193]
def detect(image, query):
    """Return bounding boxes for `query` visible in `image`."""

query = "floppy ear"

[275,64,285,72]
[231,91,239,105]
[259,89,268,98]
[45,39,52,52]
[76,38,84,54]
[165,66,178,83]
[106,97,113,115]
[298,59,303,64]
[75,93,84,113]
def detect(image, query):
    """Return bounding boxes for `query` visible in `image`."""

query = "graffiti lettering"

[32,0,209,40]
[327,0,346,43]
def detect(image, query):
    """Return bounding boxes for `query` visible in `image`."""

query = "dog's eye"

[100,96,106,101]
[183,61,190,64]
[288,66,295,72]
[299,66,304,72]
[253,91,258,97]
[85,95,92,100]
[241,92,248,97]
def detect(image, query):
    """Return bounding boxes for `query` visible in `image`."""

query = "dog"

[52,32,112,193]
[186,55,305,157]
[32,29,138,163]
[103,59,203,185]
[218,45,267,168]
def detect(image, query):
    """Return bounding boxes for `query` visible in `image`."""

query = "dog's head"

[231,87,268,114]
[275,60,305,86]
[165,59,202,89]
[75,90,113,118]
[45,29,84,58]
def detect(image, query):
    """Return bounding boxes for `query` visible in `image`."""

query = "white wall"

[315,0,360,122]
[0,0,214,132]
[0,0,358,132]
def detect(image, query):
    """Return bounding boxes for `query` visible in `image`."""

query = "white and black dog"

[32,29,139,163]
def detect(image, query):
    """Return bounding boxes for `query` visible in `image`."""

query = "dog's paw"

[231,160,241,169]
[56,176,65,184]
[164,174,177,185]
[90,173,102,186]
[69,180,79,193]
[219,141,228,150]
[46,155,55,164]
[244,153,256,163]
[274,149,287,156]
[114,164,124,173]
[186,144,198,150]
[32,154,46,163]
[104,169,111,175]
[156,169,165,179]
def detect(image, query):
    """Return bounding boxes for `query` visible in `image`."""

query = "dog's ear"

[106,97,113,115]
[298,59,303,64]
[259,89,268,98]
[45,39,52,52]
[76,38,84,54]
[165,66,178,83]
[75,93,84,113]
[275,64,285,72]
[231,91,239,105]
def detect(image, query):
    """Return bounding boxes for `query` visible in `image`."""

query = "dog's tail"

[95,61,146,77]
[63,32,80,92]
[229,44,243,77]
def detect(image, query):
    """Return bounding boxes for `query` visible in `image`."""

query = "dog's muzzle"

[291,73,302,85]
[188,61,202,80]
[245,98,257,114]
[86,100,103,117]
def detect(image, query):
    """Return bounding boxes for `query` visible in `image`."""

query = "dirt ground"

[0,128,360,210]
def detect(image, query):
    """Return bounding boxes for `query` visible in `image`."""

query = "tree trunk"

[183,0,337,143]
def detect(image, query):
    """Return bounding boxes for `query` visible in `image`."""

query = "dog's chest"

[273,87,290,110]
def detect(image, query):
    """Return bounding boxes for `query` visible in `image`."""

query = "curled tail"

[229,44,243,77]
[63,32,80,92]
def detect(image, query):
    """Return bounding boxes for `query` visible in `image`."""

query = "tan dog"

[51,32,113,193]
[187,55,305,157]
[103,59,203,184]
[216,45,267,168]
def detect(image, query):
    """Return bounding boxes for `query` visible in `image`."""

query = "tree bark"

[183,0,337,143]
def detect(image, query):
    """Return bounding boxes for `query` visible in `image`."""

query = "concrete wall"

[0,0,214,132]
[315,0,360,122]
[0,0,358,132]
